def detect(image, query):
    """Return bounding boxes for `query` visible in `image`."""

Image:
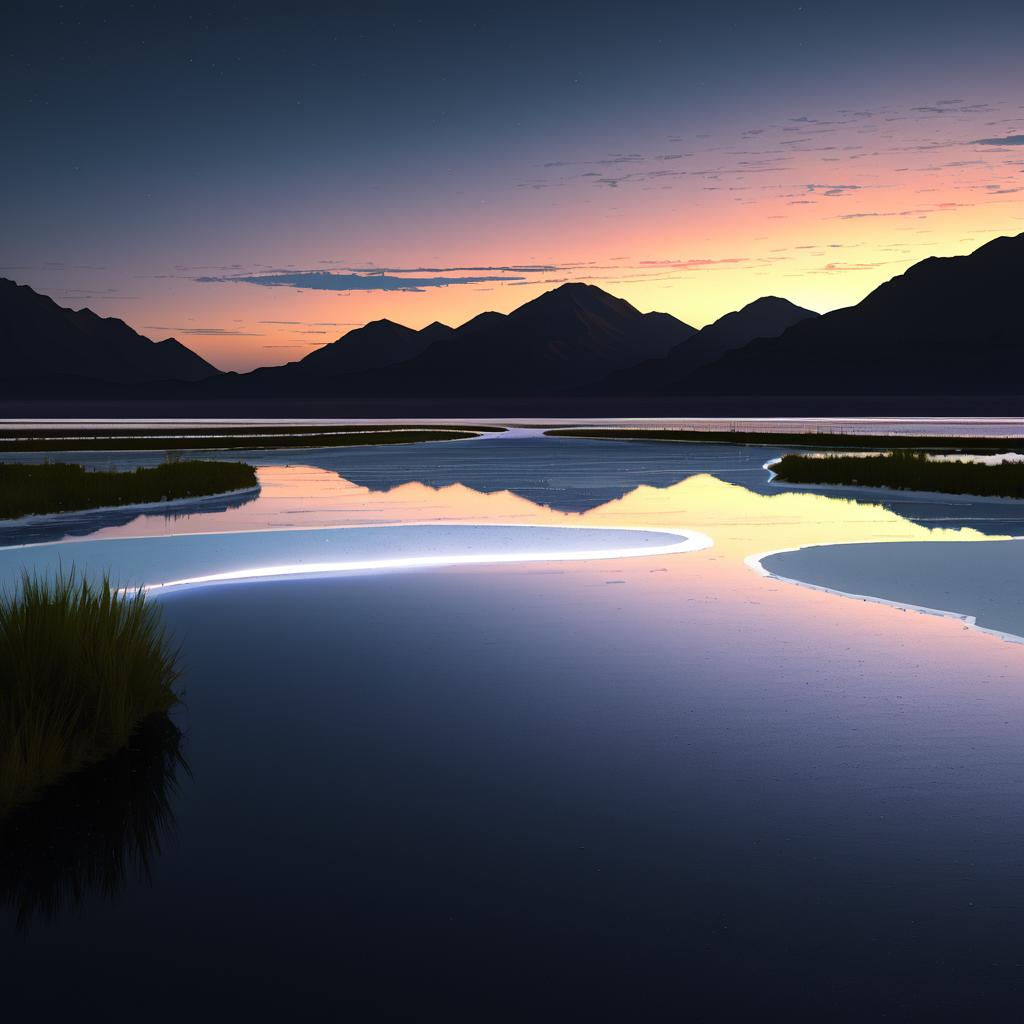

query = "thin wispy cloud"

[810,260,894,273]
[520,99,1022,214]
[143,325,263,336]
[258,319,361,326]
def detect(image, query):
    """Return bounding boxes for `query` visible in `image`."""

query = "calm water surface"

[4,431,1024,1019]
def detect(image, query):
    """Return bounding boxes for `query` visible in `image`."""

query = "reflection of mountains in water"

[0,715,188,931]
[274,437,1024,536]
[263,436,773,513]
[0,485,260,547]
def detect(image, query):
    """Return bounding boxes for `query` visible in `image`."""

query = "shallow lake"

[5,430,1024,1018]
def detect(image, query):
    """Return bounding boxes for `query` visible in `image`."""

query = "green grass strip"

[0,427,492,452]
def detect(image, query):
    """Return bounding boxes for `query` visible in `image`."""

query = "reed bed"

[0,459,257,518]
[772,450,1024,498]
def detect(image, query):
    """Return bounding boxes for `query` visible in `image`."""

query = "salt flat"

[758,537,1024,641]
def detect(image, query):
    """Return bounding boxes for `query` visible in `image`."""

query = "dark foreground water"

[5,433,1024,1020]
[7,565,1024,1020]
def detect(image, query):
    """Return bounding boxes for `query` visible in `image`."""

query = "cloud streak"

[974,134,1024,146]
[197,271,527,293]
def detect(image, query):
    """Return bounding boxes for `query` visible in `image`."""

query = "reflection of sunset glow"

[85,463,1003,570]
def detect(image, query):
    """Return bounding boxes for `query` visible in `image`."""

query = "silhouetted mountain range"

[3,232,1022,412]
[0,278,220,394]
[346,283,696,396]
[212,282,697,399]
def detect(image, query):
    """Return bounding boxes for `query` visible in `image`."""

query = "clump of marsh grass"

[0,570,181,816]
[773,449,1024,498]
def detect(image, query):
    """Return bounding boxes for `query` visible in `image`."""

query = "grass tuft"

[0,571,181,815]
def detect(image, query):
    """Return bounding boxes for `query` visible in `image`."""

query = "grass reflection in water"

[0,714,188,931]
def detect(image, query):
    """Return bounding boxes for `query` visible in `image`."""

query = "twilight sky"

[2,1,1023,371]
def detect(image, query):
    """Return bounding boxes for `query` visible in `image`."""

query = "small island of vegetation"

[0,572,180,816]
[546,426,1010,451]
[0,459,258,519]
[772,450,1024,498]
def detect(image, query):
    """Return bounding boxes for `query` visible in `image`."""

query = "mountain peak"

[540,281,621,302]
[739,295,811,312]
[298,316,441,374]
[514,281,642,322]
[361,318,409,331]
[549,281,607,296]
[959,231,1022,259]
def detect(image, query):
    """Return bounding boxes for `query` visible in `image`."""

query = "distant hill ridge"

[593,295,819,394]
[0,277,220,390]
[683,232,1024,396]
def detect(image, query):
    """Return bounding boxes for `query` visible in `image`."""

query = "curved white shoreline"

[143,525,713,594]
[0,522,712,595]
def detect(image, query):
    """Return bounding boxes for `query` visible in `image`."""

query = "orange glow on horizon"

[22,97,1023,373]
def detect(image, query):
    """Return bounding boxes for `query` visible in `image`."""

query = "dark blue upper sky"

[3,1,1022,369]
